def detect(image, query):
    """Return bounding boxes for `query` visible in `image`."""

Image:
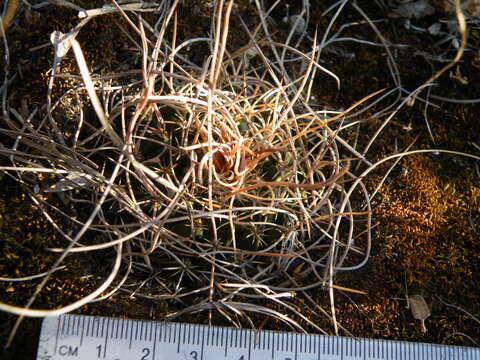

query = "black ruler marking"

[317,336,321,360]
[114,318,119,339]
[102,317,109,358]
[73,315,79,337]
[54,316,61,355]
[176,323,181,353]
[294,333,298,360]
[200,323,205,360]
[247,328,252,360]
[80,316,86,346]
[110,318,115,339]
[152,322,157,360]
[363,337,366,360]
[183,322,187,345]
[85,317,91,338]
[196,324,201,345]
[224,327,229,357]
[60,315,66,336]
[129,319,134,349]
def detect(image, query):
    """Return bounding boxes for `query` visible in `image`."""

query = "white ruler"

[37,314,479,360]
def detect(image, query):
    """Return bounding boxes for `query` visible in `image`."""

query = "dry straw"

[0,0,477,343]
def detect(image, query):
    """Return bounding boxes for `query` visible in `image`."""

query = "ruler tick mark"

[200,324,205,360]
[177,323,181,353]
[129,319,134,349]
[38,315,480,360]
[103,318,109,358]
[152,322,157,360]
[80,316,86,346]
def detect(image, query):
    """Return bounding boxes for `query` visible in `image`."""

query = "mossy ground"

[1,1,479,358]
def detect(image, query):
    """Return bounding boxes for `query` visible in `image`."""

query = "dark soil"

[1,1,479,359]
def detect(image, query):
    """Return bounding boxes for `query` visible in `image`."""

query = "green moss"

[1,1,480,357]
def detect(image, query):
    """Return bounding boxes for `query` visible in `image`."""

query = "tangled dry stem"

[1,0,475,341]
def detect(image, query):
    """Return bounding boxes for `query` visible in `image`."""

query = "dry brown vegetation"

[0,1,479,358]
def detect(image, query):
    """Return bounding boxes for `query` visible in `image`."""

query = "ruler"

[37,314,479,360]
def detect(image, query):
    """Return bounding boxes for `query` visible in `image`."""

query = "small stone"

[282,15,307,34]
[389,0,435,19]
[428,22,442,35]
[408,295,431,333]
